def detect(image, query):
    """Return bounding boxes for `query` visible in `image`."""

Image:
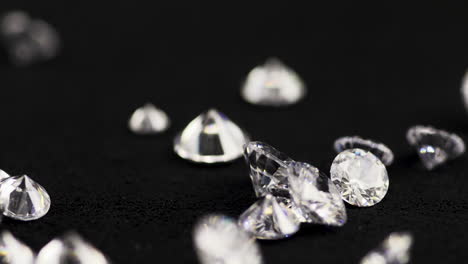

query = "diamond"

[0,175,51,221]
[407,125,465,170]
[174,109,250,164]
[128,103,170,134]
[241,58,306,106]
[36,233,110,264]
[361,232,413,264]
[334,136,394,166]
[193,214,263,264]
[238,194,300,240]
[331,148,389,207]
[0,169,10,181]
[288,162,347,226]
[0,231,35,264]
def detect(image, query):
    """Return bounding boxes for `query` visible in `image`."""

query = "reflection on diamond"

[361,232,413,264]
[128,103,170,134]
[0,231,35,264]
[334,136,394,166]
[0,169,10,181]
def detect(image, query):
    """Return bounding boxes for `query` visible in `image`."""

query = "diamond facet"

[361,232,413,264]
[331,148,389,207]
[174,109,250,164]
[0,169,10,181]
[334,136,394,166]
[128,103,170,134]
[193,214,263,264]
[0,175,51,221]
[288,162,347,226]
[238,194,300,240]
[0,231,35,264]
[36,233,110,264]
[407,125,465,170]
[241,58,306,106]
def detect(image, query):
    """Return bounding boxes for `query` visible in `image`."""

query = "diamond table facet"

[128,103,170,134]
[0,231,35,264]
[360,232,413,264]
[334,136,394,166]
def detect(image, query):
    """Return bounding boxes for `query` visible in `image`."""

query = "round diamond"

[330,148,389,207]
[334,136,394,166]
[128,103,170,134]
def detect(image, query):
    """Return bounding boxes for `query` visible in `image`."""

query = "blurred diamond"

[361,232,413,264]
[128,103,170,134]
[0,231,35,264]
[334,136,394,166]
[407,125,465,170]
[193,214,263,264]
[241,58,306,106]
[0,175,50,221]
[174,109,250,164]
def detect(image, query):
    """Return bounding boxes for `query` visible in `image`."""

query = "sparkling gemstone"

[0,231,35,264]
[193,214,263,264]
[128,103,170,134]
[361,232,413,264]
[288,162,347,226]
[36,233,110,264]
[0,175,51,221]
[407,125,465,170]
[0,169,10,181]
[174,109,250,164]
[238,194,300,240]
[243,141,293,197]
[241,58,306,106]
[331,149,389,207]
[334,136,394,166]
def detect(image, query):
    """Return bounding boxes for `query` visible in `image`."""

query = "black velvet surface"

[0,1,468,263]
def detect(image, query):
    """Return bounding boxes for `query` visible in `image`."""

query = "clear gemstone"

[174,109,250,164]
[288,162,347,226]
[243,141,293,197]
[0,231,35,264]
[193,214,263,264]
[238,194,300,240]
[241,58,306,106]
[0,170,10,181]
[36,233,110,264]
[361,232,413,264]
[334,136,394,166]
[407,125,465,170]
[331,149,389,207]
[0,175,51,221]
[128,103,170,134]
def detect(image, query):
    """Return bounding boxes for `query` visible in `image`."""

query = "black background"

[0,1,468,263]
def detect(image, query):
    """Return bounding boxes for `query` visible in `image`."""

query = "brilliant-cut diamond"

[331,149,389,207]
[0,175,51,221]
[174,109,250,164]
[407,125,465,170]
[193,214,263,264]
[288,162,347,226]
[0,231,35,264]
[128,103,170,134]
[361,232,413,264]
[334,136,394,166]
[238,194,300,240]
[36,233,110,264]
[241,58,306,106]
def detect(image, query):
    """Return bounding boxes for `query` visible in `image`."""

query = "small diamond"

[407,125,465,170]
[0,231,35,264]
[238,194,300,240]
[331,149,389,207]
[361,232,413,264]
[0,169,10,181]
[334,136,394,166]
[128,103,170,134]
[0,175,51,221]
[174,109,250,164]
[36,233,110,264]
[193,214,263,264]
[288,162,347,226]
[241,58,306,106]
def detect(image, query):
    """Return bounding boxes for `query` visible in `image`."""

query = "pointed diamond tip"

[128,103,170,135]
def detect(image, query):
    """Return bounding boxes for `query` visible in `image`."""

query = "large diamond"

[331,149,389,207]
[361,232,413,264]
[193,214,263,264]
[238,194,300,240]
[0,175,50,221]
[334,136,394,166]
[36,233,110,264]
[174,109,250,164]
[128,103,170,134]
[288,162,347,226]
[407,125,465,170]
[0,231,35,264]
[241,58,306,106]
